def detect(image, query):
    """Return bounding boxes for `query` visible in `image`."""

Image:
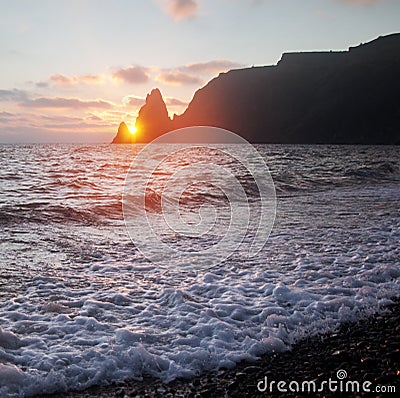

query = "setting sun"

[128,125,137,135]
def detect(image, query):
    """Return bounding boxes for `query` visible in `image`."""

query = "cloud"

[112,66,150,84]
[80,74,103,84]
[0,112,16,123]
[0,111,15,117]
[21,97,113,109]
[49,73,103,86]
[165,97,188,107]
[0,124,112,144]
[155,59,243,86]
[0,89,29,102]
[50,74,74,85]
[36,81,49,88]
[41,121,107,130]
[40,115,82,123]
[87,114,103,121]
[165,0,199,21]
[31,114,107,130]
[156,71,203,86]
[122,95,146,107]
[184,59,245,74]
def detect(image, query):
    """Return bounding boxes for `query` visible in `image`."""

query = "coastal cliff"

[112,33,400,144]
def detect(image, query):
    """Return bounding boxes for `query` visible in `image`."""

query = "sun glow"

[128,125,137,135]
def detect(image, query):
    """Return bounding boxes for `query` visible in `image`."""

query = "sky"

[0,0,399,143]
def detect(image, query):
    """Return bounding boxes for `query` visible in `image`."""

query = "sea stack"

[135,88,172,142]
[111,122,135,144]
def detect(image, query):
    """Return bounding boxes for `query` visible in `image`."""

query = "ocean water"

[0,143,399,397]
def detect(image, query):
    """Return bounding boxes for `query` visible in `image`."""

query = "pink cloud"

[165,0,199,21]
[154,59,242,87]
[41,121,107,130]
[49,74,103,86]
[0,111,14,117]
[165,97,188,107]
[21,97,113,109]
[156,71,203,86]
[112,66,150,84]
[50,74,75,85]
[183,59,245,74]
[123,96,146,107]
[87,114,103,121]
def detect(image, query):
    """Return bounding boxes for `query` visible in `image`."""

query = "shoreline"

[52,298,400,398]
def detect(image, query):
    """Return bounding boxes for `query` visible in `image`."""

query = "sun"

[128,125,137,135]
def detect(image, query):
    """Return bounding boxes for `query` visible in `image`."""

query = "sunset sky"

[1,0,399,143]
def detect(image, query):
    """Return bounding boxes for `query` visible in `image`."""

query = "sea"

[0,143,399,397]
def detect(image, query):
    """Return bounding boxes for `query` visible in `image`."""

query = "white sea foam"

[0,204,399,396]
[0,145,399,396]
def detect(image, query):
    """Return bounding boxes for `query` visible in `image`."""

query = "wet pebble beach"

[60,299,400,398]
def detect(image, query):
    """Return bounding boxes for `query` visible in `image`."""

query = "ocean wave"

[0,202,122,226]
[344,161,399,179]
[0,143,399,396]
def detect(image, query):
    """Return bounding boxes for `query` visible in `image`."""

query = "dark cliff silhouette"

[135,88,172,142]
[112,33,400,144]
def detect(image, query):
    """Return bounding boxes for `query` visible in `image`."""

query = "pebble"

[57,299,400,398]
